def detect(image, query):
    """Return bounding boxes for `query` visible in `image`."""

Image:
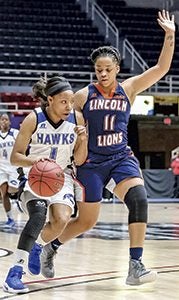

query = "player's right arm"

[73,87,88,112]
[73,110,88,166]
[73,87,88,165]
[10,111,37,167]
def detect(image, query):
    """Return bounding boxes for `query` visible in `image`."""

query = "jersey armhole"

[31,109,38,135]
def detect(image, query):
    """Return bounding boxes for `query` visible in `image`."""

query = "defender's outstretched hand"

[157,10,175,33]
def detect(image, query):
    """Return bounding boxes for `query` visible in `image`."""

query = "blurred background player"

[0,113,19,227]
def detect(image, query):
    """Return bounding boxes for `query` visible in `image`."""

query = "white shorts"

[0,170,19,188]
[20,172,83,215]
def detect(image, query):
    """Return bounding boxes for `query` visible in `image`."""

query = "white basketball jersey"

[28,107,77,170]
[0,128,19,170]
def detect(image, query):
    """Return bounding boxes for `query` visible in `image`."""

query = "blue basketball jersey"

[82,82,131,161]
[77,83,142,202]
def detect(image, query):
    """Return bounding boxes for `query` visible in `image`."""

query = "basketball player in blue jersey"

[0,113,19,227]
[3,76,87,294]
[36,10,175,285]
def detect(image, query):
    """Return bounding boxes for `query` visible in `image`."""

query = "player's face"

[94,56,119,88]
[48,90,74,120]
[0,114,10,132]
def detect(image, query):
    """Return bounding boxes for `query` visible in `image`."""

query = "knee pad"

[18,200,47,251]
[26,199,48,239]
[124,185,148,224]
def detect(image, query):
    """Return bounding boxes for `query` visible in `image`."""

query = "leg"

[114,177,146,248]
[8,187,19,205]
[7,171,20,214]
[39,169,102,278]
[3,199,47,294]
[57,171,102,243]
[0,182,10,212]
[17,199,47,252]
[0,182,15,227]
[38,202,75,279]
[41,203,72,243]
[57,201,101,243]
[39,202,101,278]
[114,177,157,285]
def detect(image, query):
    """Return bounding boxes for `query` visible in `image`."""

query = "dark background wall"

[128,116,179,169]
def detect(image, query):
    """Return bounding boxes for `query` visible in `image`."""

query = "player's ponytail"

[32,77,48,109]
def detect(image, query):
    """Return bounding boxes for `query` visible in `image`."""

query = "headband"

[46,81,72,97]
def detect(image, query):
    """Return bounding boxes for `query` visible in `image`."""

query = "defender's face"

[94,56,119,88]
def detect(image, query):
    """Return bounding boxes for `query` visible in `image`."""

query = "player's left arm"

[122,10,175,103]
[73,110,88,166]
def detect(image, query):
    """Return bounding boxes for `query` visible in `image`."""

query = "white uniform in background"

[0,128,19,188]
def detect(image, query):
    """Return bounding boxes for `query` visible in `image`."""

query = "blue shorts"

[76,154,142,202]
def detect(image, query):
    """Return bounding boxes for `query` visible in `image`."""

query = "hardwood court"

[0,200,179,300]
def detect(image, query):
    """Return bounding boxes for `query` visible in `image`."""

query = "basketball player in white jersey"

[0,113,19,227]
[3,76,87,294]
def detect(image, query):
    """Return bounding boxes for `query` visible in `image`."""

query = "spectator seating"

[96,0,179,75]
[0,92,39,111]
[0,0,106,74]
[0,0,131,107]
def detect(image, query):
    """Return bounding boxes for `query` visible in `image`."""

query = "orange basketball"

[28,160,65,197]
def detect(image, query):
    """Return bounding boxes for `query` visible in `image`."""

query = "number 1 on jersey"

[50,147,58,160]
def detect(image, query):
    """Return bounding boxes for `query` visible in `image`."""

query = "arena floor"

[0,200,179,300]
